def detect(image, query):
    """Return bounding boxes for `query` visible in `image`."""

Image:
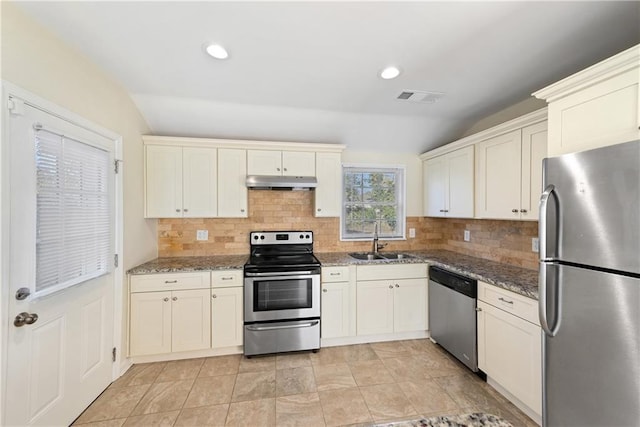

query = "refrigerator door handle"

[539,262,561,337]
[539,184,555,261]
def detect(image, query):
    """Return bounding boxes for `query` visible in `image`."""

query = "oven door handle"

[245,320,319,331]
[245,271,315,277]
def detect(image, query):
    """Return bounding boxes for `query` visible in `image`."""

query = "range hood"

[246,175,317,190]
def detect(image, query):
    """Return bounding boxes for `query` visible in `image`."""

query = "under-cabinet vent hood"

[246,175,317,190]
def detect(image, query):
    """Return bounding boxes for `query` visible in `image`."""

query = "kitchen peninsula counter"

[316,249,539,300]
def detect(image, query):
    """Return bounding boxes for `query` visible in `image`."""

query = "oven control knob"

[253,235,259,240]
[299,234,304,239]
[260,235,265,240]
[305,234,310,239]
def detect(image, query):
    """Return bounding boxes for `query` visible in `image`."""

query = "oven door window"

[253,278,312,311]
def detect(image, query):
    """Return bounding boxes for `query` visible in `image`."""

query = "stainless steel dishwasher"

[428,266,478,372]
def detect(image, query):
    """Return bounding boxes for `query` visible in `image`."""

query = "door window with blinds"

[341,165,406,240]
[35,126,113,296]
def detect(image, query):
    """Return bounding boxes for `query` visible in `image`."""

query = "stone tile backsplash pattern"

[158,191,538,270]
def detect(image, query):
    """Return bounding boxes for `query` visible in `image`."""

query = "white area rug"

[371,413,513,427]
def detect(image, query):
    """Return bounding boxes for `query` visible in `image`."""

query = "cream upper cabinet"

[423,146,474,218]
[145,145,217,218]
[476,122,547,220]
[534,44,639,157]
[247,150,315,176]
[217,149,248,218]
[315,152,342,217]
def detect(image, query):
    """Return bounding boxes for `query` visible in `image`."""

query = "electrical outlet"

[196,230,209,241]
[409,228,416,238]
[532,237,539,253]
[463,230,471,242]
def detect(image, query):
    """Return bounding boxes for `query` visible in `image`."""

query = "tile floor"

[73,339,537,427]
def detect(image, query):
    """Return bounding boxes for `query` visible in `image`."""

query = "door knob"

[14,312,38,327]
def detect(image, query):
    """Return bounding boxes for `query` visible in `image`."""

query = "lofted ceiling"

[12,1,640,153]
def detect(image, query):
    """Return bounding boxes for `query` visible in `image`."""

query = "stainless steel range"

[243,231,321,356]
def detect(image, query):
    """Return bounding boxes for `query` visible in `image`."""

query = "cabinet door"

[282,151,315,176]
[130,291,172,356]
[145,145,183,218]
[321,281,351,339]
[171,289,211,352]
[182,147,217,217]
[247,150,282,175]
[356,280,394,335]
[447,146,475,218]
[477,301,542,416]
[211,287,243,348]
[521,122,547,221]
[393,278,426,332]
[315,152,341,217]
[423,156,447,217]
[476,130,522,219]
[218,149,248,217]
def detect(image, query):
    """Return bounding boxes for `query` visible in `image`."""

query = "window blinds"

[35,128,112,296]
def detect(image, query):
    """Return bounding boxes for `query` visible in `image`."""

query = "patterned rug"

[371,412,513,427]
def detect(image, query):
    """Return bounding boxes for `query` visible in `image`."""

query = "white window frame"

[340,163,406,241]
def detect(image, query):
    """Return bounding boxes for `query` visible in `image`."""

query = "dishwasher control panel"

[429,266,477,298]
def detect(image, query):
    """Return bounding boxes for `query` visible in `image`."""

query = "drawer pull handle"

[164,280,178,284]
[221,277,233,280]
[330,272,340,276]
[498,297,514,304]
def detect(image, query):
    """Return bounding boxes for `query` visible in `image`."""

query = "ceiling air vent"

[396,90,444,104]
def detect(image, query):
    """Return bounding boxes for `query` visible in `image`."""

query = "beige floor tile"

[72,418,127,427]
[109,363,166,389]
[349,359,395,386]
[276,392,326,427]
[399,339,436,356]
[341,344,378,363]
[370,341,412,359]
[75,384,151,424]
[131,379,194,415]
[276,366,317,396]
[184,374,236,408]
[238,356,276,373]
[382,356,432,382]
[360,383,417,421]
[397,380,458,414]
[318,387,371,427]
[417,352,466,378]
[226,398,275,426]
[122,410,180,426]
[310,346,346,365]
[175,404,229,427]
[199,355,241,377]
[276,353,312,370]
[156,358,205,382]
[232,370,276,402]
[313,362,357,391]
[435,374,502,409]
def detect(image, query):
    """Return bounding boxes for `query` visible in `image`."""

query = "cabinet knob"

[172,296,178,301]
[212,294,217,298]
[389,285,393,289]
[183,208,189,212]
[175,209,181,212]
[284,168,287,172]
[476,307,482,312]
[277,167,281,171]
[322,289,328,293]
[511,209,519,213]
[240,209,245,213]
[317,208,321,212]
[395,284,399,288]
[439,209,445,212]
[163,297,169,302]
[520,209,527,213]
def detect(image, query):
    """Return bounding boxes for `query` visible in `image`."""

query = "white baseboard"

[486,376,542,426]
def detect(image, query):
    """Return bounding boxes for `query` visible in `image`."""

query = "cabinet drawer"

[357,263,427,281]
[322,266,349,282]
[212,269,243,288]
[131,272,211,293]
[478,281,539,325]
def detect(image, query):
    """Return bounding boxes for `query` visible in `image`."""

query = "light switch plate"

[409,228,416,238]
[463,230,470,242]
[196,230,209,241]
[532,237,539,253]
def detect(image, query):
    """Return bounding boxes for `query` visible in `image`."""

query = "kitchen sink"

[348,252,415,261]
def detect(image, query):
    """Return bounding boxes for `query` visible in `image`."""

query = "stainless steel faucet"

[372,222,386,254]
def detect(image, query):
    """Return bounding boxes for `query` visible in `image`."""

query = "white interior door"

[4,98,116,426]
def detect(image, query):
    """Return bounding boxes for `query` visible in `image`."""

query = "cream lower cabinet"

[477,281,541,419]
[475,121,547,220]
[321,266,355,339]
[211,270,244,348]
[130,288,211,356]
[356,264,427,336]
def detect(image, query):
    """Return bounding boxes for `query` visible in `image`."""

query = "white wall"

[1,2,157,373]
[461,97,546,137]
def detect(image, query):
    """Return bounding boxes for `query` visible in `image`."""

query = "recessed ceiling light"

[380,66,401,80]
[205,43,229,60]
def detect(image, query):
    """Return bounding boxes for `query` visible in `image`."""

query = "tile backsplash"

[158,190,538,270]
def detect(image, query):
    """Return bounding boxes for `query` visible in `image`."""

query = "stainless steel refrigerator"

[539,139,640,427]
